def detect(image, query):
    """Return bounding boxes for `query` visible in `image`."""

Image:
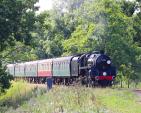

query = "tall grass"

[94,88,141,113]
[5,86,109,113]
[1,83,141,113]
[0,81,46,113]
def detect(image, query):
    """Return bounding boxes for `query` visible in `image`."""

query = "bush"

[0,62,13,92]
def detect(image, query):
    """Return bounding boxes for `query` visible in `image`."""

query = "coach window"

[43,64,44,70]
[60,62,61,68]
[47,63,49,70]
[64,62,65,68]
[49,63,51,70]
[16,66,18,71]
[60,62,62,69]
[62,62,63,69]
[44,64,46,70]
[54,62,55,68]
[44,64,45,70]
[30,65,31,71]
[64,62,66,69]
[21,65,22,71]
[62,62,64,69]
[20,66,21,74]
[68,61,69,68]
[43,64,45,70]
[18,67,19,72]
[50,63,51,70]
[38,64,40,70]
[48,63,49,70]
[57,62,59,68]
[19,66,21,72]
[40,64,42,70]
[58,62,59,68]
[39,63,42,70]
[41,64,43,70]
[32,65,33,72]
[42,64,44,70]
[59,62,61,69]
[31,65,33,72]
[42,64,43,70]
[46,64,47,70]
[46,64,48,70]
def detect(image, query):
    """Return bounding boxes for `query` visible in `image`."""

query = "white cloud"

[35,0,53,13]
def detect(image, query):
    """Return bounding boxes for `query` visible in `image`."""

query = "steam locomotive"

[7,51,116,86]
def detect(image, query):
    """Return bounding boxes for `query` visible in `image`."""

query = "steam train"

[7,51,116,86]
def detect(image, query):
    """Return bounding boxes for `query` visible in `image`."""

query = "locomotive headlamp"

[107,60,111,64]
[103,72,107,76]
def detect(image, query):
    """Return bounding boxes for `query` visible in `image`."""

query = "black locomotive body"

[76,51,116,86]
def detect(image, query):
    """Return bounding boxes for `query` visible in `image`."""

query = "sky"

[36,0,140,14]
[36,0,53,12]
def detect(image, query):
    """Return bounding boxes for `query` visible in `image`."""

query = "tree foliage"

[0,0,38,91]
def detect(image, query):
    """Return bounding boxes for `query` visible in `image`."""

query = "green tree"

[2,41,38,63]
[0,61,13,92]
[0,0,38,92]
[121,0,141,47]
[121,64,136,88]
[63,23,96,55]
[34,10,75,58]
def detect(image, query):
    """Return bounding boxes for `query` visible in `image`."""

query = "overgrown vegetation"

[0,62,13,92]
[0,0,38,92]
[1,85,141,113]
[0,81,46,113]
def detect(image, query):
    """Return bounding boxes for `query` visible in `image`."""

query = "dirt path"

[133,89,141,103]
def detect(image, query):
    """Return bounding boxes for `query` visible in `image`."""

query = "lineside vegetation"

[1,82,141,113]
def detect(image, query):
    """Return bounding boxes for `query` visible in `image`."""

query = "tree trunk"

[120,79,123,88]
[127,79,130,88]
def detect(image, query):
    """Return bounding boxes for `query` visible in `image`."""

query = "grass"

[0,81,46,113]
[94,88,141,113]
[1,81,141,113]
[2,85,141,113]
[5,86,106,113]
